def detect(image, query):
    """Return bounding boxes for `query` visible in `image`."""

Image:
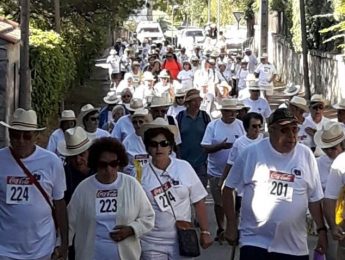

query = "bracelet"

[317,226,327,234]
[200,231,211,235]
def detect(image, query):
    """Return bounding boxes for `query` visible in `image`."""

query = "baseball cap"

[268,108,297,126]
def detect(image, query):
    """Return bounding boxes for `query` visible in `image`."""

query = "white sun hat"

[283,83,301,96]
[333,98,345,110]
[287,96,309,112]
[139,117,178,138]
[103,92,120,105]
[310,94,325,105]
[131,108,150,118]
[77,104,99,126]
[0,108,46,131]
[57,126,92,157]
[125,98,144,112]
[219,98,244,110]
[143,71,155,81]
[314,122,345,149]
[59,110,76,122]
[150,96,172,108]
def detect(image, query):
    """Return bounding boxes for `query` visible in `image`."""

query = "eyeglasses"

[98,160,119,168]
[89,117,99,122]
[271,125,299,134]
[176,96,184,99]
[132,119,144,125]
[122,95,132,98]
[9,130,34,140]
[311,105,324,111]
[148,140,170,148]
[251,124,262,129]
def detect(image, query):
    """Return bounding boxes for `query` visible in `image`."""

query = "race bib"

[6,176,32,205]
[96,189,118,216]
[134,154,149,167]
[151,181,181,212]
[268,171,294,202]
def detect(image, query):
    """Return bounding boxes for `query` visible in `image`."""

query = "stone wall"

[268,33,345,103]
[0,41,20,148]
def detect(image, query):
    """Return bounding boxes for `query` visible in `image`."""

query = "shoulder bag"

[149,163,200,257]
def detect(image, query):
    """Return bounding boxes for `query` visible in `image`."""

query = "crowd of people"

[1,36,345,260]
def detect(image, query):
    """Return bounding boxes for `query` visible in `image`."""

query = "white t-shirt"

[298,119,316,148]
[111,114,135,141]
[317,155,333,191]
[242,97,272,119]
[254,63,276,87]
[177,70,194,89]
[87,128,110,141]
[167,105,186,118]
[93,175,121,260]
[236,69,249,91]
[0,146,66,259]
[122,133,149,177]
[107,55,120,74]
[305,115,332,155]
[46,128,64,155]
[225,139,323,255]
[154,82,171,97]
[201,118,245,177]
[139,158,207,246]
[325,152,345,199]
[227,134,263,165]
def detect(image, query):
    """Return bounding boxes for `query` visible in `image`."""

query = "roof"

[0,17,21,44]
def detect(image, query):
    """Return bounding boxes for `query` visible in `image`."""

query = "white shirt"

[236,68,249,91]
[325,152,345,199]
[154,82,171,97]
[225,139,323,255]
[317,155,334,191]
[227,134,263,165]
[242,97,272,119]
[201,118,245,177]
[177,70,194,89]
[244,54,258,73]
[122,133,149,177]
[298,119,316,148]
[254,63,276,87]
[107,55,120,74]
[139,158,207,246]
[46,128,64,156]
[111,114,135,141]
[167,105,186,118]
[87,128,110,141]
[0,146,66,259]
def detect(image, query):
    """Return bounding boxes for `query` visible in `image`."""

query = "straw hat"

[310,94,325,105]
[131,108,149,118]
[143,71,155,81]
[57,127,92,157]
[150,96,172,108]
[314,122,345,149]
[260,53,268,59]
[103,92,120,105]
[333,98,345,110]
[288,96,309,112]
[78,104,99,123]
[0,108,46,131]
[185,89,203,102]
[175,88,186,97]
[109,49,117,55]
[207,58,216,65]
[158,70,170,79]
[190,56,200,61]
[125,98,144,112]
[59,110,76,122]
[219,98,244,110]
[139,117,178,138]
[247,79,265,90]
[283,83,301,96]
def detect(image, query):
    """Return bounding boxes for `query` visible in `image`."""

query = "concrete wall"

[267,33,345,103]
[0,40,20,148]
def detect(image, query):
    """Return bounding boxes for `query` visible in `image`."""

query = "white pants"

[140,239,194,260]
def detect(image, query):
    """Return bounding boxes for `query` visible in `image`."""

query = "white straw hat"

[0,108,45,131]
[77,104,99,126]
[288,96,309,112]
[131,108,149,118]
[283,83,301,96]
[139,117,178,138]
[125,98,144,112]
[57,127,92,156]
[158,70,170,78]
[59,110,76,122]
[143,71,155,81]
[103,92,120,105]
[219,98,244,110]
[150,96,172,108]
[333,98,345,110]
[314,122,345,149]
[310,94,325,105]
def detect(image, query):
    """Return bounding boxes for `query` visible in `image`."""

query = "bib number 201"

[270,181,288,197]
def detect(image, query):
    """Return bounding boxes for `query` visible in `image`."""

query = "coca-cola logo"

[7,176,31,185]
[96,189,118,198]
[269,171,295,182]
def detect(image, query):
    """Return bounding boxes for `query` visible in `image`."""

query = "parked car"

[136,21,165,43]
[224,25,247,51]
[177,28,205,50]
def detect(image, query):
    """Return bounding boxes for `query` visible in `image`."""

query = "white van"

[136,21,165,43]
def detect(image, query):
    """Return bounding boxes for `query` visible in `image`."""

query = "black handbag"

[149,164,201,257]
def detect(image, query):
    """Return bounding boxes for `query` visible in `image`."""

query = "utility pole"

[299,0,311,99]
[54,0,61,33]
[217,0,220,41]
[19,0,31,109]
[259,0,268,56]
[207,0,210,24]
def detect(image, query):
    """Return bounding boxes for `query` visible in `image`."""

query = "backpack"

[176,110,211,131]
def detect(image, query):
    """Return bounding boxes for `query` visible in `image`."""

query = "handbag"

[10,148,57,229]
[149,164,200,257]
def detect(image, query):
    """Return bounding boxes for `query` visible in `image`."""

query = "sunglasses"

[89,117,99,122]
[311,105,324,110]
[122,95,132,98]
[9,130,35,140]
[148,140,170,148]
[98,160,119,169]
[251,124,262,129]
[176,96,184,99]
[152,109,168,114]
[132,119,144,125]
